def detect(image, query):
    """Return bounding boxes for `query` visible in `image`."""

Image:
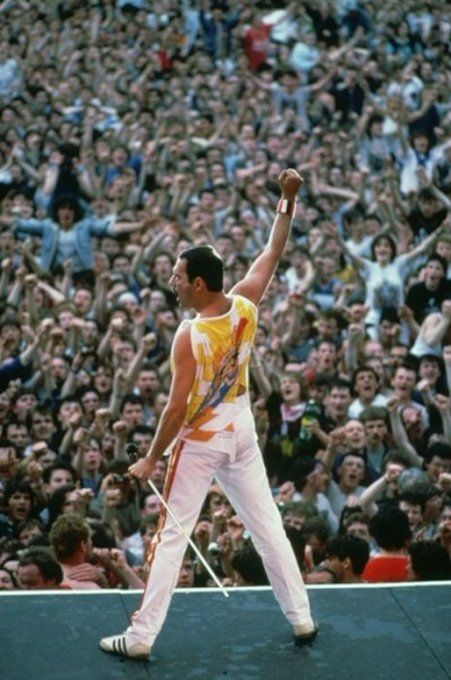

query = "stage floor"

[1,583,450,680]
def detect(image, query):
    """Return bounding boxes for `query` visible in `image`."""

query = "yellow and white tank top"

[178,294,257,445]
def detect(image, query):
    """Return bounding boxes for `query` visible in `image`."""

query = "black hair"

[18,548,63,585]
[328,378,352,393]
[370,234,397,263]
[327,535,370,575]
[426,252,447,274]
[408,541,451,581]
[424,442,451,463]
[120,393,144,411]
[47,484,76,528]
[231,544,269,586]
[51,194,84,223]
[42,462,77,485]
[369,506,411,550]
[179,245,224,292]
[351,365,379,394]
[3,479,35,508]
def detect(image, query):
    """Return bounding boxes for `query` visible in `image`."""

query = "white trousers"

[126,422,313,647]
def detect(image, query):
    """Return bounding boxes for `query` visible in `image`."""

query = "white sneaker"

[293,621,318,646]
[99,634,151,659]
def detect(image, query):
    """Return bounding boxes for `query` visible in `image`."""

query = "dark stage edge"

[1,583,450,680]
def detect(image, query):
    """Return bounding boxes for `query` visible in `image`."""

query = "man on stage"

[100,168,318,659]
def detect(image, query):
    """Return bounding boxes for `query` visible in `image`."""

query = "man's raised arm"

[231,169,303,305]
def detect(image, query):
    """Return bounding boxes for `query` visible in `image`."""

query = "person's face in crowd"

[283,511,306,532]
[81,391,100,416]
[14,393,37,420]
[112,256,130,276]
[436,239,451,263]
[18,523,43,546]
[176,557,195,588]
[58,310,75,331]
[102,238,121,258]
[318,317,337,340]
[424,260,445,290]
[0,569,15,591]
[392,367,416,400]
[31,412,55,442]
[344,420,366,451]
[327,387,352,420]
[365,356,385,384]
[8,491,32,522]
[425,455,450,483]
[419,359,441,386]
[37,447,57,469]
[1,322,21,348]
[102,430,115,455]
[6,423,30,452]
[132,431,153,458]
[137,370,159,398]
[58,400,82,428]
[317,342,336,371]
[308,381,328,404]
[51,357,68,382]
[378,320,397,347]
[111,147,128,168]
[154,254,173,282]
[47,468,74,495]
[254,326,268,347]
[82,321,99,346]
[208,493,232,519]
[0,229,14,255]
[143,494,162,516]
[141,521,158,552]
[150,460,166,488]
[355,370,378,402]
[390,345,409,367]
[346,520,371,543]
[0,394,11,427]
[399,500,423,531]
[94,367,113,395]
[0,444,18,481]
[122,402,144,428]
[84,442,102,473]
[412,133,429,154]
[17,563,57,590]
[401,407,424,439]
[374,237,393,265]
[364,340,383,359]
[338,455,365,490]
[148,289,166,313]
[153,392,169,417]
[57,205,75,231]
[62,489,81,515]
[280,375,302,405]
[364,419,387,448]
[116,340,134,367]
[418,195,439,218]
[424,493,442,523]
[73,288,93,316]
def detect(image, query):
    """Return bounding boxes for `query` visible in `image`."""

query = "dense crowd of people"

[0,0,450,592]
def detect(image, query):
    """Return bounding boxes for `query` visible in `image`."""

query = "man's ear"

[342,556,351,572]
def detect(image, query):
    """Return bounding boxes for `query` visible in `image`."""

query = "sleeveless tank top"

[178,294,257,445]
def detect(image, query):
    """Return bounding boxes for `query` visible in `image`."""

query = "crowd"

[0,0,450,593]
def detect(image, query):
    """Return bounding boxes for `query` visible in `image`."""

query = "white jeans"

[126,421,313,647]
